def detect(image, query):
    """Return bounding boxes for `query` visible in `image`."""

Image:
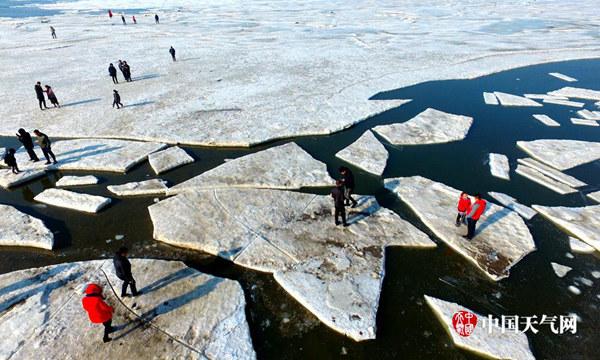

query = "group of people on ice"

[35,81,60,110]
[108,9,159,25]
[3,129,57,173]
[456,192,487,240]
[331,166,358,227]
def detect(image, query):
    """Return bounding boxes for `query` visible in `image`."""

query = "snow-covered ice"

[488,153,510,180]
[372,108,473,145]
[577,109,600,120]
[517,158,586,188]
[533,204,600,253]
[551,262,572,278]
[335,130,388,176]
[524,94,567,101]
[571,118,598,126]
[587,191,600,203]
[149,188,435,340]
[385,176,535,280]
[532,114,560,127]
[169,142,332,194]
[569,236,595,254]
[0,204,54,250]
[515,164,577,195]
[548,72,577,82]
[55,175,99,187]
[483,92,498,105]
[517,139,600,170]
[148,146,195,175]
[488,192,537,220]
[424,295,535,360]
[542,98,584,108]
[107,179,168,196]
[0,168,46,189]
[548,87,600,101]
[34,188,111,213]
[494,92,542,107]
[568,285,581,295]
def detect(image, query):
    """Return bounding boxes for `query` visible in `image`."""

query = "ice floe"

[424,295,535,360]
[483,92,498,105]
[516,139,600,170]
[335,130,388,176]
[493,92,542,107]
[0,168,46,189]
[548,87,600,101]
[55,175,99,187]
[385,176,535,280]
[515,164,577,195]
[548,72,577,82]
[169,142,332,194]
[533,205,599,252]
[107,179,168,196]
[34,188,111,213]
[149,188,435,340]
[532,114,560,127]
[488,192,537,220]
[568,285,581,295]
[569,236,595,254]
[577,109,600,120]
[148,146,195,175]
[372,108,473,145]
[517,158,586,188]
[551,262,572,278]
[0,205,54,250]
[488,153,510,180]
[571,118,598,126]
[542,98,584,108]
[587,191,600,203]
[524,94,567,101]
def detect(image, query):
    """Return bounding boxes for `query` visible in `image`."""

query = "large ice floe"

[488,192,537,220]
[533,205,600,252]
[34,188,111,213]
[542,98,584,108]
[384,176,535,280]
[547,87,600,101]
[148,146,195,175]
[107,179,168,197]
[515,164,577,195]
[516,139,600,170]
[0,204,54,250]
[425,295,535,360]
[169,142,332,194]
[0,259,256,359]
[335,130,388,176]
[0,168,46,189]
[493,92,542,107]
[149,188,435,341]
[55,175,99,187]
[372,108,473,145]
[532,114,560,127]
[516,158,586,188]
[488,153,510,180]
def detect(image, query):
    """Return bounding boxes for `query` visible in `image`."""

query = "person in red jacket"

[82,283,115,343]
[455,192,471,226]
[463,194,487,240]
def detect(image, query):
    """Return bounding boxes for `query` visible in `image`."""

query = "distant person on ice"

[463,193,487,240]
[339,166,358,208]
[132,15,137,24]
[16,128,39,162]
[121,14,126,25]
[112,89,123,108]
[3,148,19,174]
[108,63,118,83]
[35,81,49,110]
[154,14,159,24]
[455,192,471,226]
[114,246,139,298]
[169,46,176,61]
[82,283,115,343]
[118,60,125,78]
[44,85,60,108]
[123,61,132,81]
[50,26,56,39]
[331,180,348,227]
[108,9,113,18]
[33,129,57,165]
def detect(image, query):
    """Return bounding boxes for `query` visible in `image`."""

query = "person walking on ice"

[463,193,487,240]
[35,82,48,110]
[122,61,132,81]
[44,85,60,108]
[50,26,56,39]
[112,90,123,108]
[455,192,471,226]
[169,46,176,61]
[16,128,39,162]
[33,129,57,165]
[331,180,348,227]
[154,14,159,24]
[81,283,115,343]
[3,148,19,174]
[108,63,118,84]
[339,166,358,208]
[121,14,126,25]
[108,9,113,19]
[132,15,137,24]
[113,247,139,298]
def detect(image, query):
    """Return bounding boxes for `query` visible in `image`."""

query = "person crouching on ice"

[455,192,471,226]
[82,283,115,343]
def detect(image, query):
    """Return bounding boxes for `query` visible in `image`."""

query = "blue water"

[0,0,62,18]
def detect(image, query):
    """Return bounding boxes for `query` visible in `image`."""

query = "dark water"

[1,59,599,359]
[0,0,61,18]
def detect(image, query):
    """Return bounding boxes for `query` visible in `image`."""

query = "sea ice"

[568,285,581,295]
[55,175,99,187]
[548,87,600,101]
[335,130,388,176]
[169,142,332,194]
[488,192,537,220]
[533,204,600,252]
[516,139,600,170]
[515,164,577,195]
[0,204,54,250]
[542,98,584,108]
[372,108,473,145]
[148,146,195,175]
[424,295,535,360]
[34,188,111,213]
[517,158,586,188]
[385,176,535,280]
[107,179,168,196]
[569,236,595,254]
[488,153,510,180]
[532,114,560,127]
[548,72,577,82]
[551,262,572,278]
[524,94,567,101]
[577,109,600,120]
[493,92,542,107]
[570,118,598,127]
[483,92,498,105]
[587,191,600,203]
[0,168,46,189]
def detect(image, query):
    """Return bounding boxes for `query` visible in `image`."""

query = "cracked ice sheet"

[515,164,577,195]
[385,176,535,280]
[169,142,332,194]
[149,188,435,340]
[488,153,510,180]
[517,158,586,188]
[533,204,600,252]
[34,188,111,213]
[516,139,600,171]
[0,204,54,250]
[107,179,168,196]
[548,87,600,101]
[335,130,388,176]
[55,175,99,187]
[372,108,473,145]
[425,295,535,360]
[493,92,542,107]
[0,168,46,189]
[488,192,537,220]
[148,146,195,175]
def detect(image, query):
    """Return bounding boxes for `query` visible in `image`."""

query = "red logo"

[452,310,478,337]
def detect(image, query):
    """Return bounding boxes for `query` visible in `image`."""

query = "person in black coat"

[35,81,49,110]
[16,128,39,162]
[108,63,118,84]
[339,166,358,208]
[3,148,19,174]
[154,14,159,24]
[169,46,176,61]
[113,247,138,297]
[112,90,123,108]
[331,180,348,226]
[122,61,132,82]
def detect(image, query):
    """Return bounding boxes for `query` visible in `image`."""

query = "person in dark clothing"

[35,82,48,110]
[155,14,159,24]
[50,26,56,39]
[132,15,137,24]
[16,128,39,162]
[33,129,57,165]
[169,46,176,61]
[113,247,139,297]
[108,63,118,84]
[121,14,126,25]
[44,85,60,108]
[331,180,348,226]
[108,9,113,18]
[339,166,358,208]
[3,148,19,174]
[82,283,114,343]
[112,90,123,108]
[463,194,487,240]
[122,61,131,81]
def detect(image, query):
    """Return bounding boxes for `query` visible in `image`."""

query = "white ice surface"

[548,87,600,101]
[517,158,586,188]
[587,191,600,203]
[0,169,46,189]
[524,94,567,101]
[488,192,537,220]
[517,139,600,171]
[335,130,388,176]
[515,164,577,195]
[548,72,577,82]
[569,236,595,254]
[148,146,195,175]
[107,179,168,196]
[551,262,572,278]
[488,153,510,180]
[532,114,560,127]
[577,109,600,120]
[493,92,542,107]
[542,98,584,108]
[570,118,598,126]
[34,188,111,213]
[483,92,498,105]
[533,204,600,252]
[372,108,473,145]
[55,175,99,187]
[0,204,54,250]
